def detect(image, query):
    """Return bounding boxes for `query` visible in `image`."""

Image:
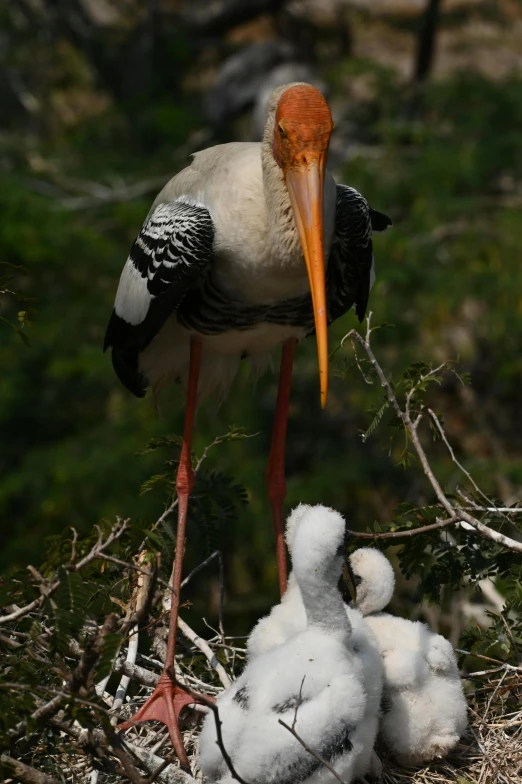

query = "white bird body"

[349,548,468,765]
[245,505,383,781]
[198,505,376,784]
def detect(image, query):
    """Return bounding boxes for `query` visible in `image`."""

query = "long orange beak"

[286,154,329,408]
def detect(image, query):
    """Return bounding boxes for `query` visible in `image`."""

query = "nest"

[87,630,522,784]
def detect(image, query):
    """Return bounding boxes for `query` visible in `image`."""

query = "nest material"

[96,637,522,784]
[11,617,518,784]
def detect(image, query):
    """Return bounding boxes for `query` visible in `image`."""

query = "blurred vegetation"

[1,0,521,638]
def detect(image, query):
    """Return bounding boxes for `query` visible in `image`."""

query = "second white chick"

[247,504,383,781]
[198,505,375,784]
[349,547,468,765]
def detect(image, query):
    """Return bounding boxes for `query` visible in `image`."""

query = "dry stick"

[114,660,159,688]
[278,678,346,784]
[180,550,221,589]
[455,648,522,673]
[0,755,61,784]
[177,616,231,688]
[483,668,509,723]
[124,744,193,784]
[346,321,522,554]
[170,672,250,784]
[112,552,158,718]
[428,408,517,528]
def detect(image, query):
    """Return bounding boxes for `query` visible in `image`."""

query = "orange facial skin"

[273,85,334,408]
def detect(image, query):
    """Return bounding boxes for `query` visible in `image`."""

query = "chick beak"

[343,560,358,605]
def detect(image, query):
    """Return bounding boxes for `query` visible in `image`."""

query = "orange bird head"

[272,84,334,408]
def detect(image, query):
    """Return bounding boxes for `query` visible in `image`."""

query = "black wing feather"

[327,185,391,325]
[104,200,214,396]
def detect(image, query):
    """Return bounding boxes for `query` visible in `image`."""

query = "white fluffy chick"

[349,547,468,765]
[246,504,383,781]
[198,505,375,784]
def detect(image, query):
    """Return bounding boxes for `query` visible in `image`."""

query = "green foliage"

[0,261,36,345]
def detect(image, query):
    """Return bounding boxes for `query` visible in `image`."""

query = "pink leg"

[266,338,296,597]
[119,338,211,768]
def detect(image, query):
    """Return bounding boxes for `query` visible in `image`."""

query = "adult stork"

[104,82,391,763]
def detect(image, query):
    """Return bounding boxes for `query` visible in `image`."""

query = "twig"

[180,550,221,589]
[177,616,232,688]
[171,673,249,784]
[347,516,456,540]
[500,613,521,665]
[277,676,346,784]
[0,519,129,626]
[455,649,522,672]
[483,668,509,722]
[346,319,522,554]
[278,719,347,784]
[180,550,226,643]
[428,408,515,527]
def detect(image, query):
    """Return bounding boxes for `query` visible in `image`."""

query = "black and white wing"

[327,185,392,326]
[104,199,214,397]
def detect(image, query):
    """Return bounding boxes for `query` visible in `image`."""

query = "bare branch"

[347,516,457,540]
[345,321,522,554]
[177,616,232,688]
[0,595,43,624]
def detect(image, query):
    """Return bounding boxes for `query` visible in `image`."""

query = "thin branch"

[278,676,346,784]
[277,722,346,784]
[455,649,522,673]
[177,616,232,688]
[180,550,221,589]
[347,516,456,540]
[499,614,521,666]
[428,408,515,527]
[346,321,522,555]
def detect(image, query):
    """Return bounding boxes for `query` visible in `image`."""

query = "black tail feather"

[111,346,147,398]
[369,208,393,232]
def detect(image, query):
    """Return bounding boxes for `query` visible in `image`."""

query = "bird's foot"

[118,673,211,769]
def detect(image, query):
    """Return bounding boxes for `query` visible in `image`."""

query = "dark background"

[1,0,521,633]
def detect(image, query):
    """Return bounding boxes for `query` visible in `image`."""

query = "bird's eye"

[336,543,345,557]
[278,122,287,138]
